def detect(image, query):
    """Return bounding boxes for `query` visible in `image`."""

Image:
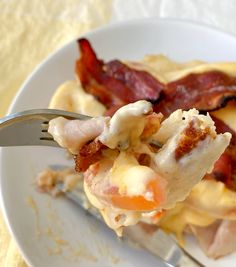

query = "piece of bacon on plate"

[76,38,164,110]
[206,116,236,190]
[75,140,105,172]
[153,71,236,116]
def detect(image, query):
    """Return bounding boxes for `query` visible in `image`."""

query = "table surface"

[1,0,236,266]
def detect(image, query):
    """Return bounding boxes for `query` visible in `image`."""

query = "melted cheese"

[186,180,236,220]
[99,100,152,149]
[159,203,215,245]
[49,80,106,116]
[110,151,159,197]
[84,178,142,236]
[131,55,236,83]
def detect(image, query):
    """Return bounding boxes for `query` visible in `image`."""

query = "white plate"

[1,18,236,267]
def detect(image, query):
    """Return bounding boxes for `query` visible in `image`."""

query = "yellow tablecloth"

[0,1,111,266]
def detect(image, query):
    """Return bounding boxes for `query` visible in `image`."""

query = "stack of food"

[38,38,236,259]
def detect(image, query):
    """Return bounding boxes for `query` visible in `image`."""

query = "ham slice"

[190,220,236,259]
[48,116,108,154]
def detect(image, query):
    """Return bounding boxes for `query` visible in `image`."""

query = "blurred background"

[1,0,236,266]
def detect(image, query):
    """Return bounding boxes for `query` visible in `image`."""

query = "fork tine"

[41,121,49,130]
[40,120,53,139]
[39,119,58,147]
[0,109,90,147]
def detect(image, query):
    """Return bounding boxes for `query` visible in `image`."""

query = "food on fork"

[38,38,236,258]
[48,100,231,235]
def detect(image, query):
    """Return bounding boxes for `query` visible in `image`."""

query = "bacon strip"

[74,140,104,172]
[175,120,211,160]
[211,115,236,146]
[76,39,164,110]
[208,116,236,190]
[76,39,121,107]
[154,71,236,116]
[106,60,164,101]
[211,152,232,186]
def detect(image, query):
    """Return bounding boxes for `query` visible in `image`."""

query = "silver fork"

[0,109,90,147]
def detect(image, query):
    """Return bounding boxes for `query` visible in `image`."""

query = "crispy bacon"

[141,113,163,139]
[175,120,211,160]
[211,115,236,146]
[207,116,236,190]
[76,38,164,110]
[106,60,164,101]
[76,39,121,107]
[211,152,232,185]
[153,71,236,116]
[74,140,104,172]
[138,153,152,166]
